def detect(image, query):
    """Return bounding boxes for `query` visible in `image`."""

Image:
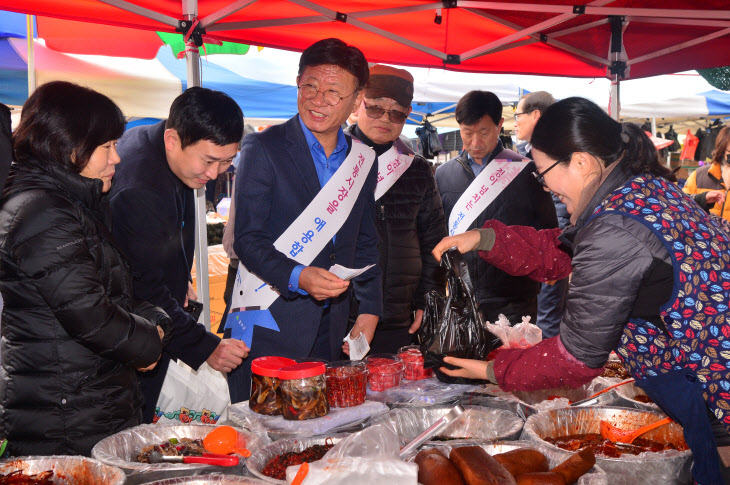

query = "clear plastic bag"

[418,249,499,383]
[228,400,388,441]
[485,314,542,349]
[370,405,523,443]
[365,376,478,406]
[284,424,418,484]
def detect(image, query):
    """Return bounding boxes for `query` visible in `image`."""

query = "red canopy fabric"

[5,0,730,78]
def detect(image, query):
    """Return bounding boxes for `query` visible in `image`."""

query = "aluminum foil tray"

[246,434,347,484]
[142,474,269,485]
[522,406,692,485]
[91,424,264,485]
[371,405,523,443]
[0,455,125,485]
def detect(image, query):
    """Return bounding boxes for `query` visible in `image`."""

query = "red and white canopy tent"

[4,0,729,327]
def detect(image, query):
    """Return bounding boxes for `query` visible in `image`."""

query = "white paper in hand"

[343,332,370,361]
[328,264,375,281]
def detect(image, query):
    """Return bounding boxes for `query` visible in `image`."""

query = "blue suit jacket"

[229,116,382,401]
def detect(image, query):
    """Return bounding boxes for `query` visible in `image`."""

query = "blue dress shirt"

[288,116,349,294]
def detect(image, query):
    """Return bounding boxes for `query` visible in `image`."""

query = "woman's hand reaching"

[431,230,482,263]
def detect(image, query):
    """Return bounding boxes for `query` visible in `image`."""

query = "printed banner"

[374,146,414,201]
[230,140,376,312]
[448,160,530,236]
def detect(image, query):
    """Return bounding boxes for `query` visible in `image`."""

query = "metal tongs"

[398,404,464,459]
[148,451,240,466]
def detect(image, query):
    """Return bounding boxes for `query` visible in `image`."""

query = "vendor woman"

[433,97,730,484]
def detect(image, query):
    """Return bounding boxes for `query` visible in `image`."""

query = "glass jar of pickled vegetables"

[365,353,404,392]
[249,356,296,415]
[325,360,368,407]
[279,362,330,420]
[397,345,433,381]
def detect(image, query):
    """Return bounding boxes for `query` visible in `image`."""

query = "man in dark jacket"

[346,65,447,353]
[514,91,569,339]
[435,90,558,323]
[110,88,250,423]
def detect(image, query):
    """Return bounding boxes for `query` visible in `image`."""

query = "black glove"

[132,300,173,347]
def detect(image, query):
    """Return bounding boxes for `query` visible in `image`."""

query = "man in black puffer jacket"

[435,91,557,323]
[346,65,447,354]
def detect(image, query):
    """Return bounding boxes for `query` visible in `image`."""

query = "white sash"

[230,140,376,311]
[374,146,414,201]
[448,159,530,236]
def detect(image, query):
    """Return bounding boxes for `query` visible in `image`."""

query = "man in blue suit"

[229,38,382,402]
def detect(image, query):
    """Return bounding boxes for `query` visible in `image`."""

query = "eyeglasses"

[532,156,568,187]
[363,102,409,124]
[514,109,536,122]
[298,83,356,106]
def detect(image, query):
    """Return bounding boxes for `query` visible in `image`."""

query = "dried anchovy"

[261,442,335,480]
[0,470,54,484]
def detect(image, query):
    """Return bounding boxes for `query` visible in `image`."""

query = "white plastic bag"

[485,314,542,349]
[154,359,231,425]
[285,424,418,484]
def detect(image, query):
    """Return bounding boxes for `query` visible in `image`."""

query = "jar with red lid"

[279,362,330,420]
[365,353,404,392]
[249,356,297,415]
[397,345,433,380]
[325,360,367,407]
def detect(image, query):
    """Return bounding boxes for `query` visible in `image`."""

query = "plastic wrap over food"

[404,440,607,485]
[521,406,692,485]
[246,434,348,484]
[144,475,269,484]
[228,400,388,441]
[462,376,627,417]
[614,381,662,411]
[370,405,523,444]
[365,376,479,407]
[91,424,264,485]
[485,314,542,349]
[284,424,417,484]
[0,455,125,485]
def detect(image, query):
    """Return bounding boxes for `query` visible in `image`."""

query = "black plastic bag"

[418,248,499,383]
[415,120,443,159]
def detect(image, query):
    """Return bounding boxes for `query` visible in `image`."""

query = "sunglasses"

[363,102,409,124]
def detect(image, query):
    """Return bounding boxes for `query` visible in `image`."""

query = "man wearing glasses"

[514,91,569,339]
[435,90,557,324]
[345,65,447,353]
[228,38,382,402]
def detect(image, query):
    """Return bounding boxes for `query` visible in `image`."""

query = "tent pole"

[183,0,212,331]
[651,117,657,136]
[26,15,36,95]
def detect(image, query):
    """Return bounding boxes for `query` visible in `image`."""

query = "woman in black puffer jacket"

[0,82,172,456]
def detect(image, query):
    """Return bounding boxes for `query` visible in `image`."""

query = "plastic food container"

[397,345,433,381]
[325,360,368,408]
[278,362,329,420]
[249,356,297,416]
[365,354,404,392]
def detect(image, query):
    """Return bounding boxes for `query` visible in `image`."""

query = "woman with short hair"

[0,81,171,456]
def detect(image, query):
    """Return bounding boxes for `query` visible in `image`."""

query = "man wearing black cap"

[345,65,447,354]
